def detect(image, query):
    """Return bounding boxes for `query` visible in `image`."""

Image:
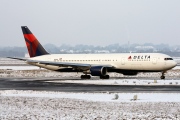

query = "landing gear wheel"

[100,75,110,79]
[81,75,91,79]
[160,76,165,79]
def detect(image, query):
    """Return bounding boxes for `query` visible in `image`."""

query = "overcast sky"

[1,0,180,47]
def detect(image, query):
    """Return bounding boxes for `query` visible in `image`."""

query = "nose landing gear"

[160,72,165,79]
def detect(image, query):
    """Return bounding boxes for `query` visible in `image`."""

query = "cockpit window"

[164,58,173,60]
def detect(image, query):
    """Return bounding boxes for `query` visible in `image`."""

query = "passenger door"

[152,57,157,64]
[121,58,125,65]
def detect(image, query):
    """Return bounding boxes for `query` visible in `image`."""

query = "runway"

[0,77,180,93]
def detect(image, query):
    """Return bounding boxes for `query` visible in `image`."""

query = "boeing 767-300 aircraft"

[8,26,177,79]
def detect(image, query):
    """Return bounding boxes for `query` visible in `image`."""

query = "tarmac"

[0,77,180,93]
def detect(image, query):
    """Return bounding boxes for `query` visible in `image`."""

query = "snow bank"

[53,79,180,86]
[1,90,180,119]
[1,90,180,102]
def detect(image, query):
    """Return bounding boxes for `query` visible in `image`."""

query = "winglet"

[21,26,49,57]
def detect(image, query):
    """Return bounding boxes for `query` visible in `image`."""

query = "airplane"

[8,26,177,79]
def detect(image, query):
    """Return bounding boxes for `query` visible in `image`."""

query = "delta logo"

[128,55,150,60]
[128,56,132,59]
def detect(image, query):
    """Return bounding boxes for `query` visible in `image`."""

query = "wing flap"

[27,59,91,67]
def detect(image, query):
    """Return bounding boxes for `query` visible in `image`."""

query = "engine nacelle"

[90,66,107,76]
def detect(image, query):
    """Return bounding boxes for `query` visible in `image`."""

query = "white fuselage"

[27,53,176,72]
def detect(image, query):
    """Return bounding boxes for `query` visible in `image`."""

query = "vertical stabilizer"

[21,26,49,57]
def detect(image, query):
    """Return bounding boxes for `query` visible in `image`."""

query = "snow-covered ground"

[51,79,180,86]
[1,90,180,119]
[1,90,180,102]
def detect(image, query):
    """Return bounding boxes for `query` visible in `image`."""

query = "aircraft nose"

[171,61,177,68]
[165,60,177,70]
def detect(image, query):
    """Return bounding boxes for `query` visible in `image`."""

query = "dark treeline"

[1,43,180,57]
[0,51,24,57]
[0,47,27,57]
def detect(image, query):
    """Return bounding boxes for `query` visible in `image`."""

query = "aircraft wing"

[7,57,27,61]
[7,57,114,70]
[27,59,114,70]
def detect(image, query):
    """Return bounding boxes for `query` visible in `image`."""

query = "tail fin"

[21,26,49,57]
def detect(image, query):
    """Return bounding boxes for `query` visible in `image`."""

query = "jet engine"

[90,66,107,76]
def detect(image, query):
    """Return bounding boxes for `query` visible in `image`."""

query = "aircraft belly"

[41,65,60,70]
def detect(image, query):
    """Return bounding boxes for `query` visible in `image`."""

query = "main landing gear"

[81,75,91,79]
[80,75,110,79]
[160,72,165,79]
[100,75,110,79]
